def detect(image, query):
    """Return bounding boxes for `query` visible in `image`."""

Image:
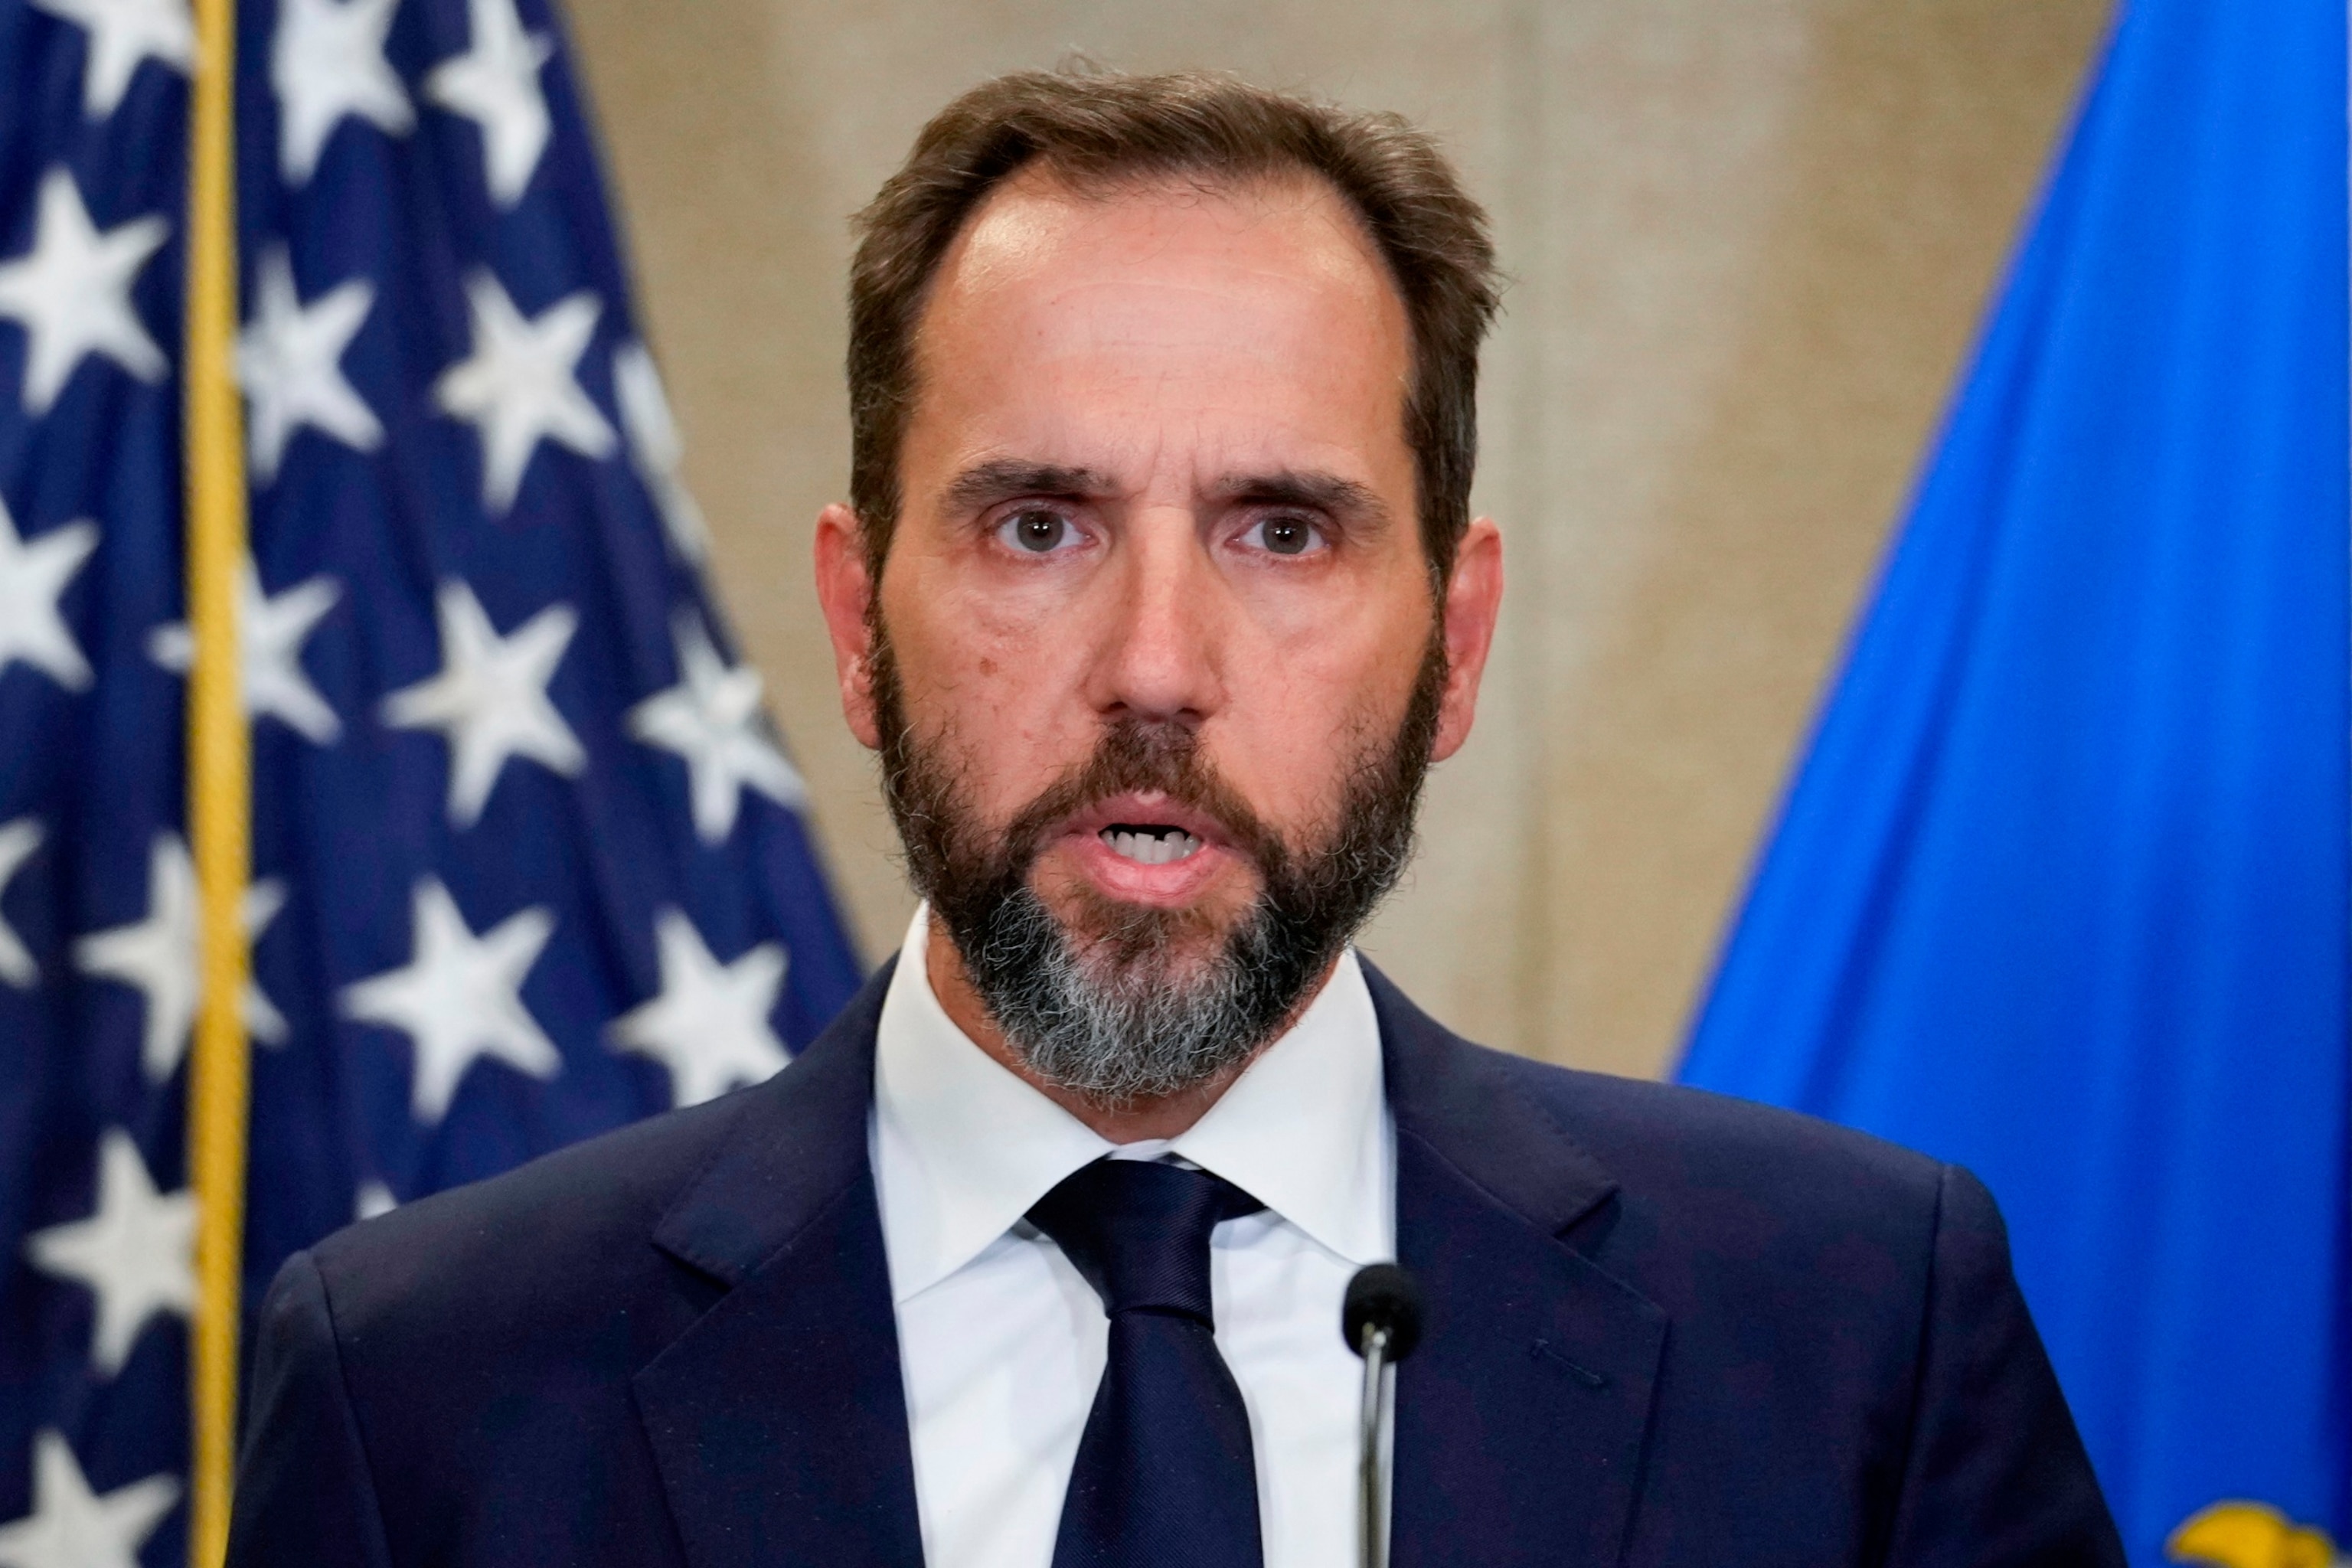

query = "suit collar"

[1368,962,1619,1237]
[649,959,896,1287]
[1368,965,1668,1568]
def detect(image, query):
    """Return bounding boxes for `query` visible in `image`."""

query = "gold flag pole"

[183,0,251,1558]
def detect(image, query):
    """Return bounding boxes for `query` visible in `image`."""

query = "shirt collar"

[870,905,1393,1305]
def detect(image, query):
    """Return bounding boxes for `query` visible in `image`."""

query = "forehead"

[905,167,1413,485]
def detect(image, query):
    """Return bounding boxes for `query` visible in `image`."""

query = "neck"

[923,908,1333,1142]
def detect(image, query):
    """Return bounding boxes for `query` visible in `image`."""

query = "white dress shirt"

[871,906,1396,1568]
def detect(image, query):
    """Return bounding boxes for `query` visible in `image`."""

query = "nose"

[1087,507,1227,726]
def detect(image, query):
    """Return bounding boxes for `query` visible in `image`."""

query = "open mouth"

[1099,824,1205,867]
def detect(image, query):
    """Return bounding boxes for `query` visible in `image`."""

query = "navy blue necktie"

[1029,1158,1268,1568]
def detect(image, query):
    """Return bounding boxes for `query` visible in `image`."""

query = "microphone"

[1343,1263,1424,1568]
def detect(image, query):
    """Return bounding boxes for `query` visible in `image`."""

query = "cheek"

[886,564,1033,708]
[887,541,1101,678]
[882,571,1106,802]
[1211,615,1426,822]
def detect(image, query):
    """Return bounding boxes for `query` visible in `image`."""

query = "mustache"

[993,719,1288,885]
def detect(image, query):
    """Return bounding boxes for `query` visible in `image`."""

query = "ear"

[1431,516,1503,763]
[813,502,883,750]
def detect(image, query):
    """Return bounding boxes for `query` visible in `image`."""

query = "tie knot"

[1029,1159,1263,1325]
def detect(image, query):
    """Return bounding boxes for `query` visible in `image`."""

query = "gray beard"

[950,881,1321,1103]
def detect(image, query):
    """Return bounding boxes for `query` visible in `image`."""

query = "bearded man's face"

[813,166,1504,1105]
[869,620,1445,1101]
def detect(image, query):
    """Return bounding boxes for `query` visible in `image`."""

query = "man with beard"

[229,70,2124,1568]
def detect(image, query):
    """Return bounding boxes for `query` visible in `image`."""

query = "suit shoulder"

[1478,1043,1949,1227]
[307,1087,750,1338]
[1366,963,1947,1225]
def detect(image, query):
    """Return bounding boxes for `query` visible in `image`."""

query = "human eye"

[991,505,1088,556]
[1236,513,1328,557]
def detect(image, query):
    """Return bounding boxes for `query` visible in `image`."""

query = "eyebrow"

[1213,470,1392,531]
[939,459,1115,516]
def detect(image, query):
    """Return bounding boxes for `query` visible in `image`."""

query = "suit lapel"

[632,965,926,1568]
[1372,969,1668,1568]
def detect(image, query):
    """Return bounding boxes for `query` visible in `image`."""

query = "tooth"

[1103,828,1207,867]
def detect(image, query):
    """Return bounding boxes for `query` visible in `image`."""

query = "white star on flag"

[609,909,789,1106]
[0,500,98,691]
[629,611,805,844]
[237,247,382,482]
[72,833,289,1083]
[433,271,612,514]
[424,0,553,207]
[0,1431,179,1568]
[612,341,709,564]
[148,557,344,744]
[21,1131,196,1378]
[270,0,412,185]
[0,818,44,988]
[26,0,194,119]
[0,168,168,414]
[340,877,560,1124]
[382,580,584,827]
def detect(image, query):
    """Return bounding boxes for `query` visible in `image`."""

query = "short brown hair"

[847,68,1502,580]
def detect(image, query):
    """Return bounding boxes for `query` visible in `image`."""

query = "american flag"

[0,0,864,1560]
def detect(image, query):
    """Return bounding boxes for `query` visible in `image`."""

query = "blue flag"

[1679,1,2350,1561]
[0,0,863,1557]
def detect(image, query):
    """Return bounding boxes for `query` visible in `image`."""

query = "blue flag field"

[0,0,862,1559]
[1681,1,2350,1563]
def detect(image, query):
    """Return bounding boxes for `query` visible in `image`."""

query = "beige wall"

[564,0,2109,1079]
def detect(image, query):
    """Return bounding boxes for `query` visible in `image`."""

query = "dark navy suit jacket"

[227,964,2125,1566]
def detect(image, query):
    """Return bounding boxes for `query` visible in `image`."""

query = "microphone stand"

[1344,1263,1423,1568]
[1355,1318,1398,1568]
